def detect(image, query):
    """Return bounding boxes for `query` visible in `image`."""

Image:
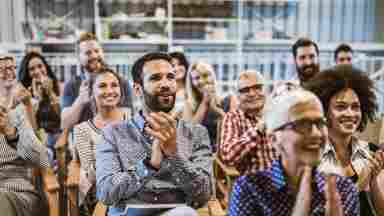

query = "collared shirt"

[228,159,360,216]
[220,110,278,174]
[318,136,372,179]
[96,112,212,215]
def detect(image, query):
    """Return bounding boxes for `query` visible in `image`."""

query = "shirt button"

[176,178,180,183]
[154,196,158,201]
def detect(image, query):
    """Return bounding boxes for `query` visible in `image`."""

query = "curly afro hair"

[304,64,378,132]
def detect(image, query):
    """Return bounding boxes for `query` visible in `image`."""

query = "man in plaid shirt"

[220,70,278,174]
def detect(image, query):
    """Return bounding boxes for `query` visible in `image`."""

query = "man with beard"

[96,53,211,216]
[291,37,320,86]
[334,43,353,65]
[220,70,278,175]
[61,32,133,129]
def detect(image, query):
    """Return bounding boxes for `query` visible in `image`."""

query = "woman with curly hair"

[305,64,384,215]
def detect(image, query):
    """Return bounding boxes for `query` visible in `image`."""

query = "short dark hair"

[292,38,319,58]
[169,52,189,71]
[131,52,172,86]
[334,43,353,61]
[304,64,378,131]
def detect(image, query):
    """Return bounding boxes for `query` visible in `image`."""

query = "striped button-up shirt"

[0,105,50,216]
[318,136,373,179]
[220,110,278,174]
[96,112,212,214]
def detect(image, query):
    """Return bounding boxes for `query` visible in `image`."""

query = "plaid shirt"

[229,160,360,216]
[220,110,278,174]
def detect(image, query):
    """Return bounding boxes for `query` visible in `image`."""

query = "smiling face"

[139,59,177,112]
[295,45,320,83]
[28,57,47,82]
[79,40,105,73]
[171,58,187,82]
[275,99,327,166]
[190,63,216,94]
[238,73,265,115]
[93,72,121,111]
[327,88,361,137]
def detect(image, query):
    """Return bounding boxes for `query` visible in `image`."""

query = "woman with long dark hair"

[18,51,61,161]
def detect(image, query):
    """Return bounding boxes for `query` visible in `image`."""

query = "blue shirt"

[96,112,212,215]
[229,159,360,216]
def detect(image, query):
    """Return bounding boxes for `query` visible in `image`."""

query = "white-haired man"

[229,86,359,215]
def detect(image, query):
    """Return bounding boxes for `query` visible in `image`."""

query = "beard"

[296,63,320,84]
[143,89,176,113]
[85,57,105,73]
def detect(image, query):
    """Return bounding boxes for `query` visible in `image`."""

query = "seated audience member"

[229,86,360,215]
[184,61,236,151]
[334,43,353,65]
[18,51,61,160]
[220,70,277,175]
[61,32,133,129]
[96,53,212,216]
[169,51,189,118]
[0,53,53,216]
[72,68,131,215]
[305,65,384,215]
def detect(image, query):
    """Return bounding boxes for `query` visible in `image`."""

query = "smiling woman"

[305,64,384,216]
[71,68,130,215]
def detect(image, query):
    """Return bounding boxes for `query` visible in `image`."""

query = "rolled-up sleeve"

[160,125,212,208]
[96,125,156,206]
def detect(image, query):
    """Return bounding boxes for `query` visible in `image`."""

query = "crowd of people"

[0,32,383,216]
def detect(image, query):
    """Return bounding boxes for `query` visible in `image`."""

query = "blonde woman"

[184,61,236,151]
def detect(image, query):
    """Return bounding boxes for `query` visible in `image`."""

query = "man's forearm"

[61,100,84,129]
[371,173,384,215]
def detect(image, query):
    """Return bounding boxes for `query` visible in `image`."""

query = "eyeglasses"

[275,117,327,134]
[238,84,263,94]
[0,66,16,72]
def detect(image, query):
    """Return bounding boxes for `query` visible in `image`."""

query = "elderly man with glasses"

[229,85,360,216]
[220,70,277,175]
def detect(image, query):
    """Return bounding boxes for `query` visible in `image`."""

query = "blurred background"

[1,0,384,112]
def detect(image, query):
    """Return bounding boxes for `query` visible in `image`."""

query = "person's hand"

[0,105,17,139]
[145,112,177,157]
[358,151,384,190]
[76,80,90,106]
[0,105,10,134]
[66,160,80,188]
[149,140,163,170]
[325,175,343,216]
[291,166,312,216]
[13,83,32,106]
[31,78,43,99]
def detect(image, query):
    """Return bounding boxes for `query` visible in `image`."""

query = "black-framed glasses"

[238,84,263,94]
[275,117,327,134]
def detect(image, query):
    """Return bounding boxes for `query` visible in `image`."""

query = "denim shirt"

[96,112,212,214]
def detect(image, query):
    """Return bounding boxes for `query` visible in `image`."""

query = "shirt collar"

[268,159,324,192]
[323,136,369,159]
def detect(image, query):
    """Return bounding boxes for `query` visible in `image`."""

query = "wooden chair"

[214,118,240,209]
[55,129,107,216]
[33,167,60,216]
